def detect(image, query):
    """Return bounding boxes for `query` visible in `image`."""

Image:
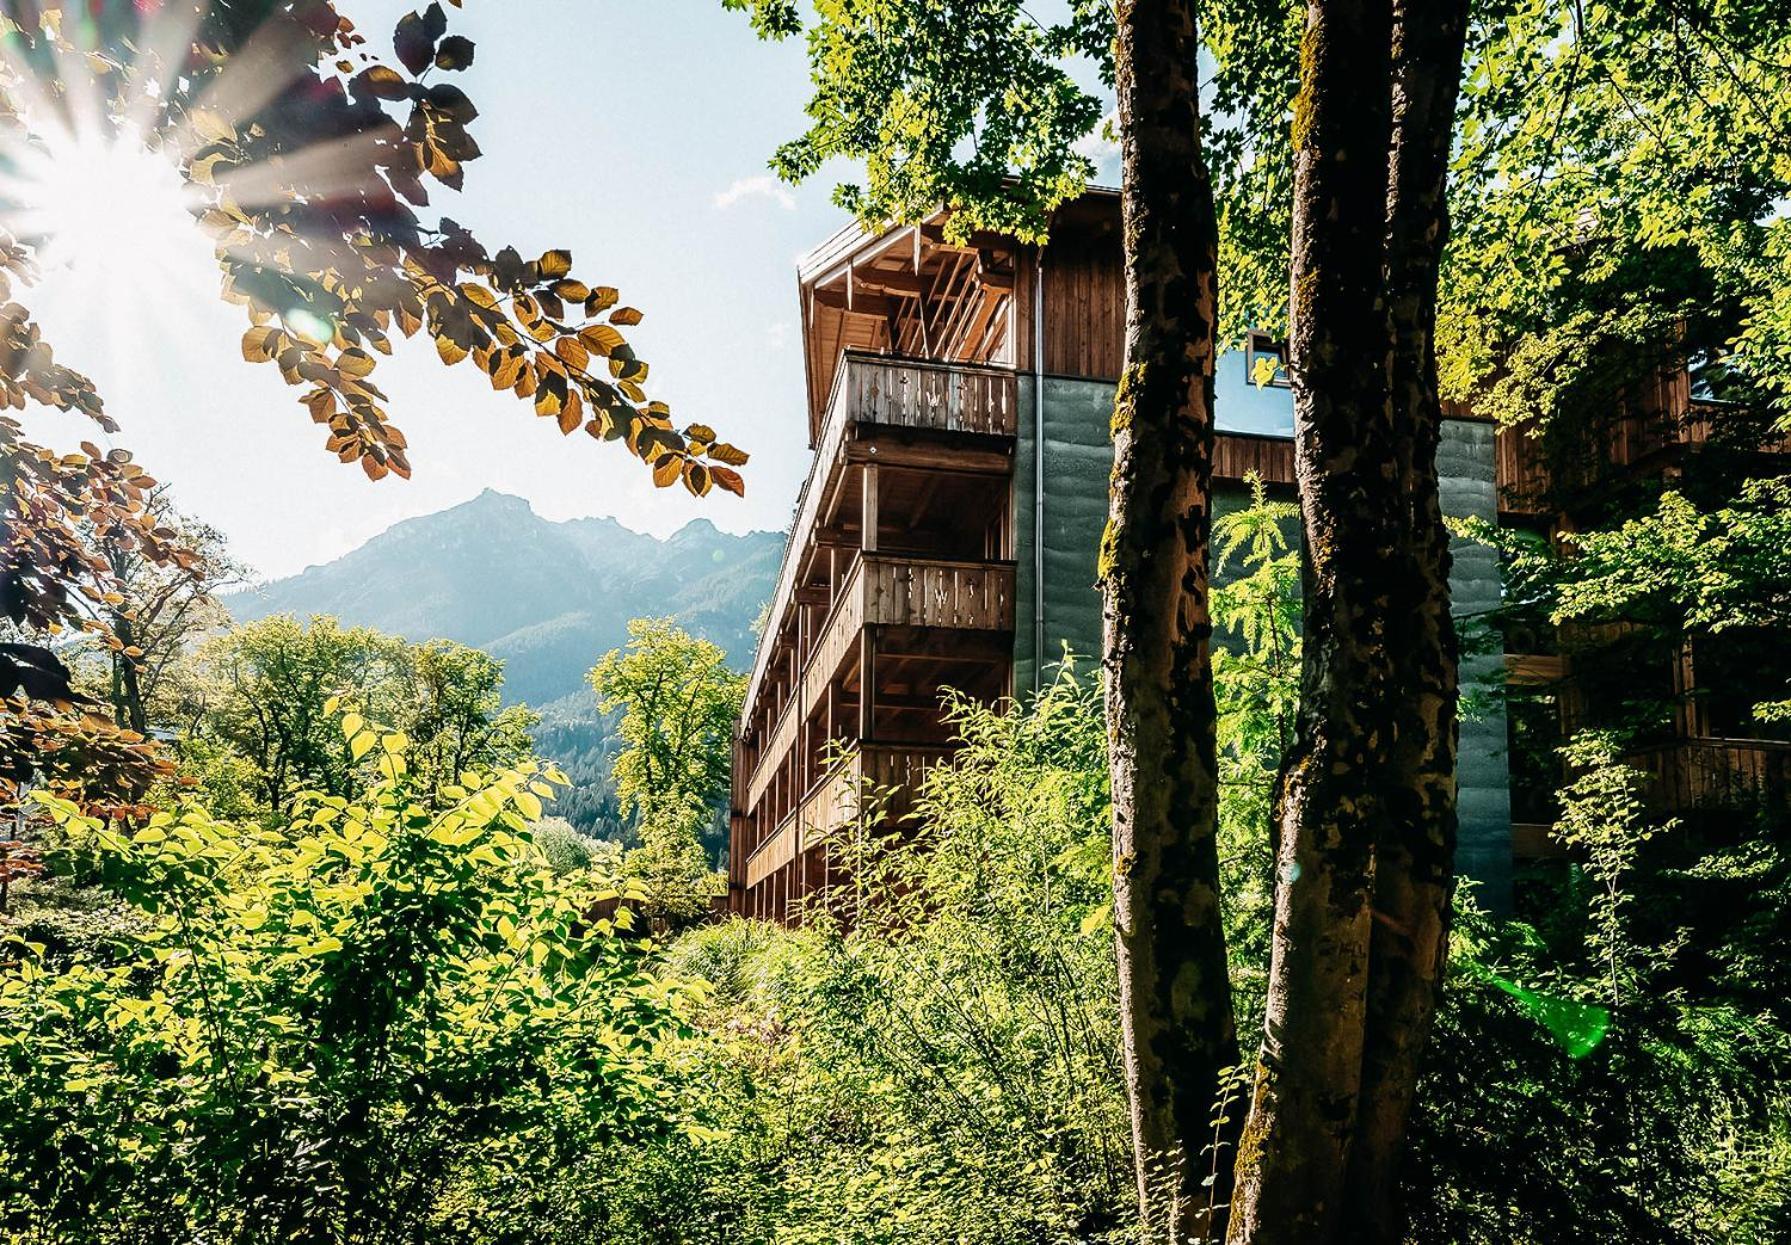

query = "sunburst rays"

[0,0,393,418]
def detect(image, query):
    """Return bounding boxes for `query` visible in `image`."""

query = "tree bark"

[1101,1,1236,1236]
[1226,2,1471,1241]
[1225,0,1398,1240]
[109,613,148,736]
[1342,4,1469,1240]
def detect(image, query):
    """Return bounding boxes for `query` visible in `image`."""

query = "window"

[1245,329,1290,389]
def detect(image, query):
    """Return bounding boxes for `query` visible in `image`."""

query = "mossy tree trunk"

[1100,0,1237,1237]
[1344,4,1470,1240]
[1226,1,1469,1242]
[1225,0,1397,1237]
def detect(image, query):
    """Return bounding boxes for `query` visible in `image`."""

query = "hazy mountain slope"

[227,489,781,706]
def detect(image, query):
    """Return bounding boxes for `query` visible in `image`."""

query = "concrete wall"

[1012,372,1512,901]
[1439,419,1515,906]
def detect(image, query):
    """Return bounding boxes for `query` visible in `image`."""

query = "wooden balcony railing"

[743,553,1015,817]
[863,554,1015,631]
[1626,737,1791,813]
[744,743,956,889]
[827,351,1019,439]
[1496,399,1791,515]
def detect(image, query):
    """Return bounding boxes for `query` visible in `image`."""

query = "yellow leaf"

[652,453,682,488]
[190,153,230,186]
[350,731,376,760]
[709,441,750,467]
[609,306,643,326]
[557,395,582,436]
[190,108,235,145]
[241,327,276,363]
[459,283,500,310]
[555,336,589,372]
[537,249,573,279]
[338,348,375,377]
[516,790,543,820]
[579,324,624,356]
[341,712,365,739]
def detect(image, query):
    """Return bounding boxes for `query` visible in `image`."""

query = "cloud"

[1073,111,1121,175]
[714,174,796,212]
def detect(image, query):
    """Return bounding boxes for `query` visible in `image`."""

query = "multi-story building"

[1495,368,1791,857]
[728,188,1787,923]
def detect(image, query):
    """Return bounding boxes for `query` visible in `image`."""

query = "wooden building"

[731,189,1791,924]
[1494,370,1791,856]
[728,190,1513,922]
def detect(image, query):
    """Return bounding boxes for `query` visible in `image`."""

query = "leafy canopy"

[588,618,745,817]
[0,713,686,1241]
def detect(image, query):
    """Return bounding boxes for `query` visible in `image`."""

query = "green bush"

[0,716,687,1244]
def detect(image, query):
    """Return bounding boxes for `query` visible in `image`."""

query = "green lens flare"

[1467,960,1611,1059]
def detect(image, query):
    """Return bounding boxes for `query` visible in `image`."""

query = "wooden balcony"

[743,553,1015,817]
[744,743,955,889]
[829,351,1019,438]
[1495,397,1791,517]
[741,355,1018,746]
[1627,737,1791,814]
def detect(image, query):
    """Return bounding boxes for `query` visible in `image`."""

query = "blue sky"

[31,0,1084,581]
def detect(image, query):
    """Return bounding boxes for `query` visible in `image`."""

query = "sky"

[19,1,1127,583]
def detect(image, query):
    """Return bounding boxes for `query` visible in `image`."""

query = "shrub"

[0,716,687,1243]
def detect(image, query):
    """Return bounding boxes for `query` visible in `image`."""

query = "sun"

[0,120,208,288]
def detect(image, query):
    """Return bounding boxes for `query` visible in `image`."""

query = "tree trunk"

[1342,3,1469,1239]
[1225,0,1398,1240]
[110,613,148,736]
[1226,2,1471,1241]
[1101,1,1236,1236]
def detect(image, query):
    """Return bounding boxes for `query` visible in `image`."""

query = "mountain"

[226,489,783,706]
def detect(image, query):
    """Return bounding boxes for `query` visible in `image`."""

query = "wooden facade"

[1496,369,1791,846]
[734,191,1788,920]
[735,195,1320,921]
[730,345,1019,922]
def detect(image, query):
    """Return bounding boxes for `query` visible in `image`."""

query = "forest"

[3,0,1790,1243]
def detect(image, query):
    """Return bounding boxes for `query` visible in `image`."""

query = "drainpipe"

[1032,244,1046,694]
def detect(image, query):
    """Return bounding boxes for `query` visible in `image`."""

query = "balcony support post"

[862,462,880,553]
[859,629,877,742]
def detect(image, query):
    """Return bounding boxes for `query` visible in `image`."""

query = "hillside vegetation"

[227,490,780,707]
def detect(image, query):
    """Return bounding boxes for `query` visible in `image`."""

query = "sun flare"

[0,122,202,280]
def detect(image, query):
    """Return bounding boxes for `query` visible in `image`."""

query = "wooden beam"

[977,260,1016,291]
[878,627,1014,662]
[845,440,1013,474]
[858,629,877,741]
[918,222,1015,252]
[856,267,926,296]
[814,286,898,318]
[813,524,861,547]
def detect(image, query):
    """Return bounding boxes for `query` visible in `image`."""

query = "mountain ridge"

[226,488,783,707]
